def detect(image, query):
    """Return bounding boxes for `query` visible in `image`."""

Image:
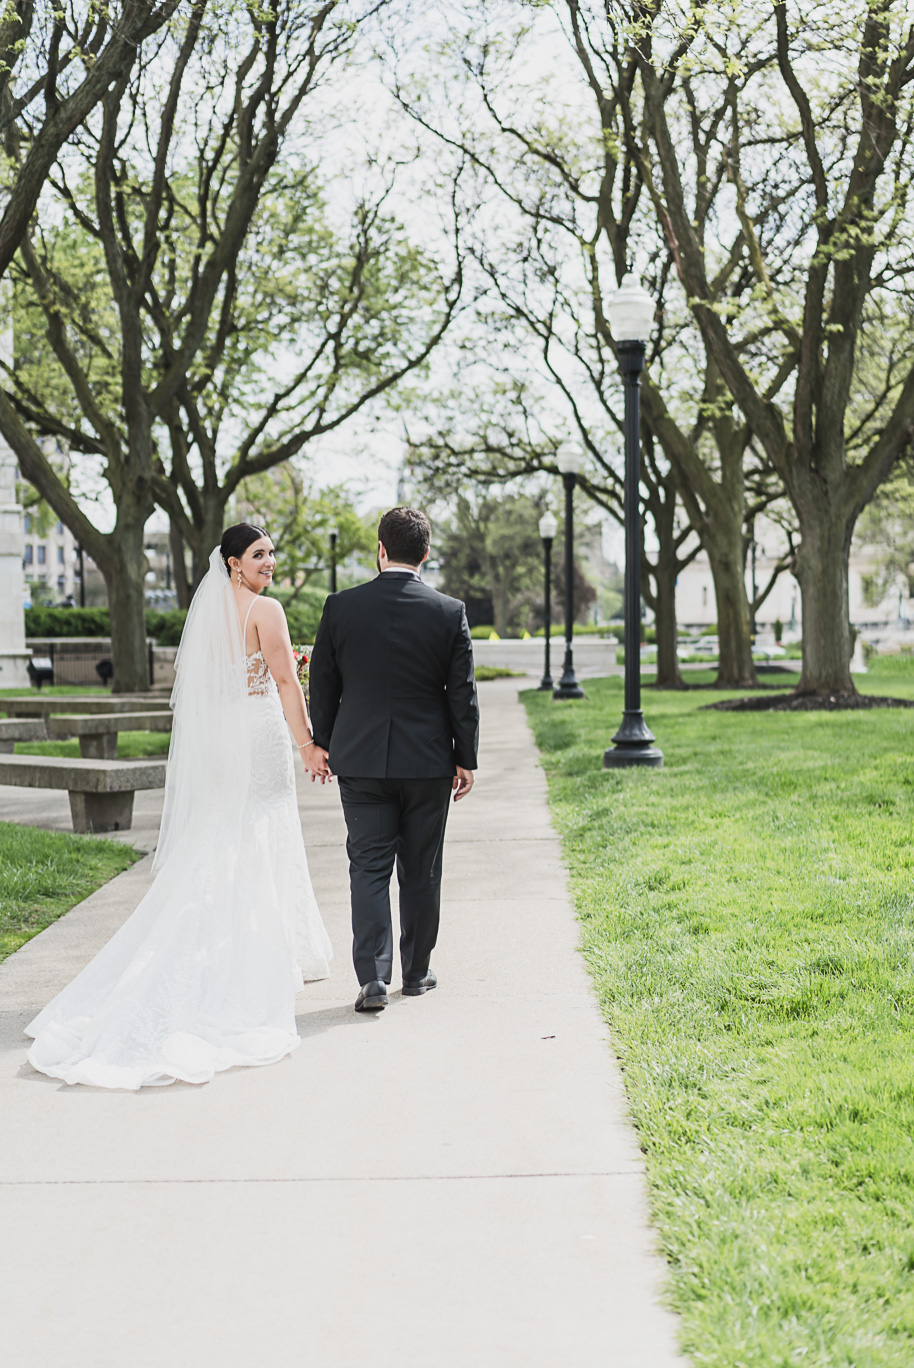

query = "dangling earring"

[237,569,242,588]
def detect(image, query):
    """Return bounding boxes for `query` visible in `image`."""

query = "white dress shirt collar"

[380,566,420,579]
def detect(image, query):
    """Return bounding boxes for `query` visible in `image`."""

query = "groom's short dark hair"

[378,506,431,566]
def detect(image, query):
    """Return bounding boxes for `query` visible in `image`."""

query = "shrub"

[266,586,327,643]
[25,587,328,648]
[25,607,110,638]
[145,610,187,646]
[581,622,654,644]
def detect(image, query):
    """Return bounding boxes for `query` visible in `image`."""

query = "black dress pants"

[338,776,453,987]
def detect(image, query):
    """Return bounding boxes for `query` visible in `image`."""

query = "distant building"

[675,513,911,634]
[22,513,79,604]
[17,439,107,607]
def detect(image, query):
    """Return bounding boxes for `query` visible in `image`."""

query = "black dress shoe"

[355,981,388,1012]
[402,971,437,997]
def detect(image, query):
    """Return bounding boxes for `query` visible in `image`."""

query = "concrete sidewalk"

[0,680,685,1368]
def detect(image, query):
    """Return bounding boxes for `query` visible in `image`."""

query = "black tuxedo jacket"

[308,571,479,779]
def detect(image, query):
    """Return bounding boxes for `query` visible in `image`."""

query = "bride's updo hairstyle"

[220,523,268,573]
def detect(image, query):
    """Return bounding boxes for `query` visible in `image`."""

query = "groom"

[308,506,479,1012]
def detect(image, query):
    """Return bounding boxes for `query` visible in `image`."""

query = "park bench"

[0,695,171,721]
[0,719,48,753]
[0,754,166,833]
[47,711,174,760]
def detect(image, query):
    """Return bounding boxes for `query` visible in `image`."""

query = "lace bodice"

[245,650,277,699]
[242,599,278,698]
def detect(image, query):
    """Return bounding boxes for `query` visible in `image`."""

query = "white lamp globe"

[556,440,584,475]
[539,511,558,540]
[606,272,655,342]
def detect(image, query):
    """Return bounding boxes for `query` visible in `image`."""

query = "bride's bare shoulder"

[254,594,286,621]
[251,594,288,639]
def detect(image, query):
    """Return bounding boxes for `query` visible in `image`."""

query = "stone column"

[0,270,30,686]
[0,440,30,685]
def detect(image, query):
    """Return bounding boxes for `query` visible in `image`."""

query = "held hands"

[299,742,333,783]
[452,766,475,801]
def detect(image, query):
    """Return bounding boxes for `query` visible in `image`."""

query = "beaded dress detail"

[24,589,332,1090]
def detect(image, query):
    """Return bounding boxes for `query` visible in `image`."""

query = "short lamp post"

[328,526,339,594]
[603,273,663,768]
[538,510,558,691]
[553,441,586,701]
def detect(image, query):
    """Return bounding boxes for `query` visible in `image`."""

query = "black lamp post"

[538,510,558,690]
[748,518,757,638]
[603,273,663,769]
[553,441,586,701]
[76,543,86,607]
[329,526,339,594]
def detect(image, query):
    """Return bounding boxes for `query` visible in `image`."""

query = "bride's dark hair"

[220,523,268,571]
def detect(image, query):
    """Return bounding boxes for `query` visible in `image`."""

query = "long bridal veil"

[153,546,252,875]
[25,546,331,1089]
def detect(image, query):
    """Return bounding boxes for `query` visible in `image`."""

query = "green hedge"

[144,610,187,646]
[24,606,191,645]
[471,624,625,641]
[531,623,624,639]
[24,594,327,647]
[25,607,111,638]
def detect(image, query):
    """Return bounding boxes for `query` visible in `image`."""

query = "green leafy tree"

[387,3,781,689]
[622,0,914,694]
[857,461,914,608]
[4,0,463,690]
[0,2,182,282]
[434,489,595,638]
[4,2,365,688]
[239,464,377,598]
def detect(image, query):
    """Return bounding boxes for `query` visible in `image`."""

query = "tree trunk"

[651,546,684,687]
[492,580,509,637]
[187,497,227,593]
[707,532,758,688]
[106,521,150,694]
[169,517,192,610]
[793,507,856,695]
[641,465,684,688]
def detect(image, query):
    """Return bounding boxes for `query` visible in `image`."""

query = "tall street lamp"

[328,526,339,594]
[76,543,86,608]
[553,441,586,701]
[748,517,757,638]
[538,510,558,691]
[603,273,663,768]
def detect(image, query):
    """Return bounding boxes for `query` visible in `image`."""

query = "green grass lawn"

[14,731,170,759]
[0,685,109,698]
[475,666,527,681]
[524,657,914,1368]
[0,822,142,962]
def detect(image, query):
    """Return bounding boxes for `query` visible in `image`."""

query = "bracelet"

[298,740,315,750]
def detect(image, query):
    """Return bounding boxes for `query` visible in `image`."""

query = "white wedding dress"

[25,552,332,1090]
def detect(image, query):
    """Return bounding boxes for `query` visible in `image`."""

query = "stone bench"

[1,695,172,721]
[0,755,166,833]
[47,711,174,760]
[0,719,48,754]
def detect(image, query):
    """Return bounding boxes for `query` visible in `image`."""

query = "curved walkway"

[0,680,684,1367]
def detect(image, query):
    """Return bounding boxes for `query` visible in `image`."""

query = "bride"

[25,524,333,1090]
